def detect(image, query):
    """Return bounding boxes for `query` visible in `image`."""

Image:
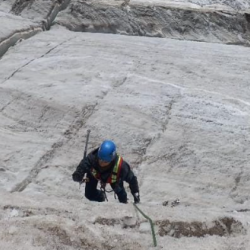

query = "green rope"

[133,203,157,247]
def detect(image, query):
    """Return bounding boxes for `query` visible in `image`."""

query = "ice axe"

[79,129,91,188]
[83,129,91,159]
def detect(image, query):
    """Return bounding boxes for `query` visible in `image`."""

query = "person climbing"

[72,140,140,204]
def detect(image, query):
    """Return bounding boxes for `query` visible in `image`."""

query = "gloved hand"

[133,192,140,204]
[72,172,83,182]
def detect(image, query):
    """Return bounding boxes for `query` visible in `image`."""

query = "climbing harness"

[90,156,123,183]
[91,155,123,201]
[100,182,118,202]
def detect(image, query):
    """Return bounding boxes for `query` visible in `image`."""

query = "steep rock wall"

[56,0,250,45]
[0,0,71,58]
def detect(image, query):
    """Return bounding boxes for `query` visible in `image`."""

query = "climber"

[72,140,140,204]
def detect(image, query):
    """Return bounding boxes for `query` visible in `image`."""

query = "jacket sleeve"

[72,154,92,181]
[120,160,139,194]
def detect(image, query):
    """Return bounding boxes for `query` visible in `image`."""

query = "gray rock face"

[56,0,250,45]
[179,0,250,10]
[0,1,250,249]
[0,0,71,58]
[10,0,70,23]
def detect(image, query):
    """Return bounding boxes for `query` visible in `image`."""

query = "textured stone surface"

[56,0,250,45]
[0,1,250,249]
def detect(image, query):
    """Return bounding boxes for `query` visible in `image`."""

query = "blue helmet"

[98,140,116,162]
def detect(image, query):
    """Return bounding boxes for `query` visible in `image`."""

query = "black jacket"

[73,148,139,194]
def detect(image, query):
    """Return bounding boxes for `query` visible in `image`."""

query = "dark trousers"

[85,173,127,203]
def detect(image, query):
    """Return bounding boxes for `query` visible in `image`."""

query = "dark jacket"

[73,148,139,194]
